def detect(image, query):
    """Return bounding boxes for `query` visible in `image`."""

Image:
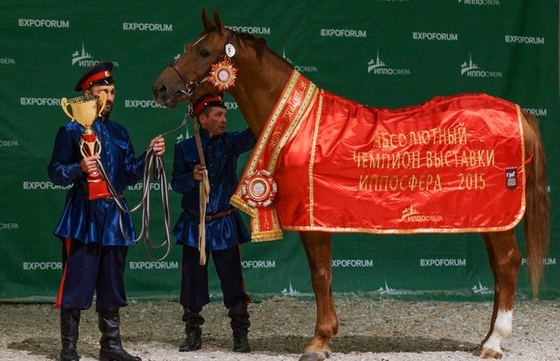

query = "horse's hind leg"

[476,231,521,359]
[298,231,337,361]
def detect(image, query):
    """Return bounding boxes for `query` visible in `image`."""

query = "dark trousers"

[56,238,128,313]
[180,245,249,311]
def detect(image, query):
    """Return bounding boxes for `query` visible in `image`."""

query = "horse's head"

[154,8,294,136]
[152,8,229,108]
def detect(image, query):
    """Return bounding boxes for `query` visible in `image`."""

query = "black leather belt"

[188,207,235,221]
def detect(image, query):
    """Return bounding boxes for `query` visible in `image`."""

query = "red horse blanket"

[231,71,526,241]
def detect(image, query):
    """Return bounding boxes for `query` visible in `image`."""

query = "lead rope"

[193,117,210,265]
[96,112,188,261]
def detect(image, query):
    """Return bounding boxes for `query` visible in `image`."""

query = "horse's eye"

[199,49,210,57]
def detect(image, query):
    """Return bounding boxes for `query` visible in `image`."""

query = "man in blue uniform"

[48,61,165,361]
[171,94,256,353]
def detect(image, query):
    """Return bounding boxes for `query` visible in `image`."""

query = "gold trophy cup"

[61,92,109,200]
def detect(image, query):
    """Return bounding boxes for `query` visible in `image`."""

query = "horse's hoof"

[299,350,328,361]
[473,346,503,359]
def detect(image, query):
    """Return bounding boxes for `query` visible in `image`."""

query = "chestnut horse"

[153,9,549,360]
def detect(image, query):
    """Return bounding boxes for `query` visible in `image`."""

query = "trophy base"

[87,180,111,200]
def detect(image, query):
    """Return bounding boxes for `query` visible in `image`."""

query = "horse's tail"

[522,110,550,298]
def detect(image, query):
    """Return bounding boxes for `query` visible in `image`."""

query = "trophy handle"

[60,97,75,121]
[80,136,102,159]
[97,92,107,117]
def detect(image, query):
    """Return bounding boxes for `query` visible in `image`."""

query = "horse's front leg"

[476,231,521,359]
[298,231,337,361]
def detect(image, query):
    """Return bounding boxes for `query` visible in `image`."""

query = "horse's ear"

[202,8,213,31]
[212,8,225,33]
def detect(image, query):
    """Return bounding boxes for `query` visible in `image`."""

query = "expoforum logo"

[461,53,502,78]
[367,50,410,75]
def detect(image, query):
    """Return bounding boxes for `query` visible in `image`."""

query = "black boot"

[98,311,141,361]
[60,308,80,361]
[229,302,251,353]
[179,307,204,352]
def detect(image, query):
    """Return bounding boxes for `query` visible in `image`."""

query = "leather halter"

[166,33,230,103]
[167,62,203,100]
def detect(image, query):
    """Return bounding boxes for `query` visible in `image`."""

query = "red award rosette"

[241,170,277,208]
[208,59,238,91]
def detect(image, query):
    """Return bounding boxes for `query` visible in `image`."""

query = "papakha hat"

[74,61,115,92]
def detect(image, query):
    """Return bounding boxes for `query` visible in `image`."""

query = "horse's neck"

[229,51,293,136]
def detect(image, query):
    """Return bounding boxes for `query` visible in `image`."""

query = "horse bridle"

[166,33,231,105]
[168,62,207,100]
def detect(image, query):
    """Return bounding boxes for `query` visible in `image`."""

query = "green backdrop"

[1,0,558,303]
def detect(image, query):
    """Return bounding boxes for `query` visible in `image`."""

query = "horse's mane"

[200,20,294,69]
[231,30,294,69]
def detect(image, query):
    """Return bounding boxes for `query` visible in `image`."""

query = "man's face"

[199,106,227,137]
[85,84,115,118]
